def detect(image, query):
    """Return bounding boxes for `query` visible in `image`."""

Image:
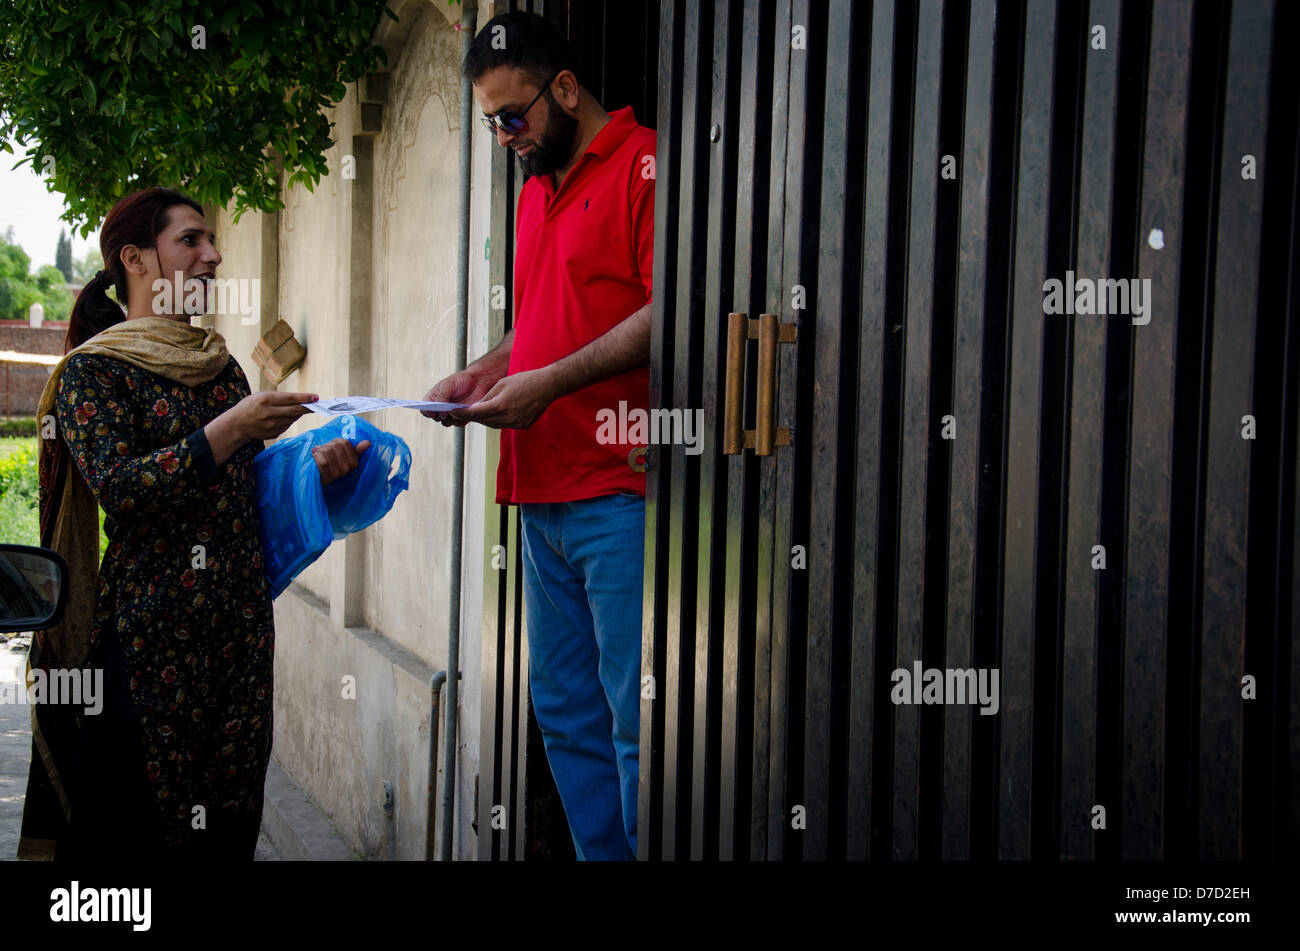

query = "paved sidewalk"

[0,633,32,861]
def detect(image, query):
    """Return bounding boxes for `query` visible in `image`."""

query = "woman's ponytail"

[65,267,125,353]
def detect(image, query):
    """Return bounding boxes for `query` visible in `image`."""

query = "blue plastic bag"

[255,414,412,598]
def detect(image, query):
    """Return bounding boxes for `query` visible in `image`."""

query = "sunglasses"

[479,70,561,136]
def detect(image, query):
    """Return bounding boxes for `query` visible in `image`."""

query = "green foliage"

[0,232,73,320]
[72,247,103,285]
[0,438,39,545]
[35,263,64,288]
[0,438,37,499]
[0,436,107,557]
[0,418,39,438]
[36,263,72,320]
[0,0,397,235]
[0,236,30,281]
[55,227,72,282]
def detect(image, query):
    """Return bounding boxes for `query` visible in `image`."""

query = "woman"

[18,187,365,860]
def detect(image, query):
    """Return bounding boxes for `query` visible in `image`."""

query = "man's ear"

[552,70,581,110]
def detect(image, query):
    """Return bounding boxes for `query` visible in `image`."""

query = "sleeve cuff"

[187,426,221,486]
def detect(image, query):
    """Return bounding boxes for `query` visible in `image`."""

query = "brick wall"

[0,321,68,355]
[0,321,67,418]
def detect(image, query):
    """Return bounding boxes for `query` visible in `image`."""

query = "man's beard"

[517,92,578,178]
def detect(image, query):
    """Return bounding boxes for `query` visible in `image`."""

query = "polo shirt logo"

[584,198,590,210]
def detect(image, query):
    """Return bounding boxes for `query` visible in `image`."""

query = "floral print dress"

[55,351,272,856]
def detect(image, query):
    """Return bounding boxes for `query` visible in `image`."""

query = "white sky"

[0,134,101,272]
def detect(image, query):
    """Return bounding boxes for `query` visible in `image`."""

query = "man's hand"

[312,438,371,485]
[454,367,561,430]
[423,329,515,426]
[422,368,497,426]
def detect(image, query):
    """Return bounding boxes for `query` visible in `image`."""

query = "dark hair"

[66,187,203,352]
[461,10,581,89]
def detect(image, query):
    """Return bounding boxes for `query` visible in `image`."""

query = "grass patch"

[0,435,31,459]
[0,437,39,545]
[0,435,108,557]
[0,417,40,438]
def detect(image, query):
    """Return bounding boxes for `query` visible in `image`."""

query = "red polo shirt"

[496,105,655,504]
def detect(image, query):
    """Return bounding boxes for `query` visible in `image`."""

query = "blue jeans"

[519,492,644,861]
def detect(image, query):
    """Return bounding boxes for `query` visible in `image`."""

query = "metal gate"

[641,0,1299,860]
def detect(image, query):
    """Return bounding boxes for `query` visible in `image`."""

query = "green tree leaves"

[56,228,73,282]
[0,233,75,321]
[0,1,393,234]
[72,247,103,285]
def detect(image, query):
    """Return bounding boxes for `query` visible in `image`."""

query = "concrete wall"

[209,0,491,860]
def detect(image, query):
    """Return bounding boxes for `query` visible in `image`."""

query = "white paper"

[302,396,470,416]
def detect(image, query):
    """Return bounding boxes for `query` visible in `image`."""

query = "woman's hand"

[228,391,318,441]
[205,391,317,467]
[312,438,370,485]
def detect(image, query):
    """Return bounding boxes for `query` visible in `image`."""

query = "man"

[424,11,654,861]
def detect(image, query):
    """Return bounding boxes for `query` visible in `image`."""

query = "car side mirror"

[0,544,68,633]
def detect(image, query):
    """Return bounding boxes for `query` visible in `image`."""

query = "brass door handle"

[722,312,797,456]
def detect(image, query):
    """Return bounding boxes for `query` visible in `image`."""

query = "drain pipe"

[439,0,476,863]
[382,780,396,861]
[425,670,446,860]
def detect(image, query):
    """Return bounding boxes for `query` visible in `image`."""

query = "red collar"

[537,107,639,195]
[582,106,638,160]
